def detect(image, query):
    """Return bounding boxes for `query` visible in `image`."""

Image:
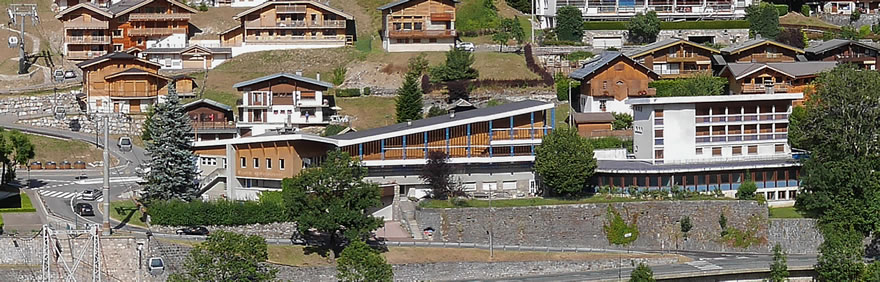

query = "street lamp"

[618,232,632,280]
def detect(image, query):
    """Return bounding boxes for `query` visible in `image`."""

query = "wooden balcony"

[129,13,191,21]
[430,12,454,21]
[655,69,712,78]
[388,29,456,39]
[276,5,306,13]
[192,121,236,129]
[245,19,346,28]
[128,27,187,36]
[66,36,111,44]
[66,51,107,60]
[742,83,790,93]
[108,90,159,98]
[750,53,794,62]
[245,35,350,44]
[666,54,706,62]
[63,19,109,30]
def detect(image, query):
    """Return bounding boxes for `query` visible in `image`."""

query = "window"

[654,150,664,159]
[599,100,607,111]
[113,44,122,51]
[732,146,743,155]
[748,145,758,155]
[253,158,259,168]
[429,38,437,43]
[602,81,608,89]
[775,144,785,153]
[712,147,722,156]
[240,157,246,168]
[266,158,272,169]
[280,159,285,170]
[696,148,703,155]
[113,30,122,37]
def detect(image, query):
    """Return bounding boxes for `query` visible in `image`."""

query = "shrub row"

[524,44,555,85]
[774,4,789,16]
[335,88,370,97]
[423,78,550,93]
[583,20,750,30]
[148,192,286,226]
[648,76,728,97]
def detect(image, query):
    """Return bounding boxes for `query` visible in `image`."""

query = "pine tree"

[395,72,423,123]
[143,82,198,202]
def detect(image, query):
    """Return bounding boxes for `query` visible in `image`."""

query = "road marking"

[74,176,142,185]
[686,260,723,271]
[95,197,103,202]
[39,190,80,199]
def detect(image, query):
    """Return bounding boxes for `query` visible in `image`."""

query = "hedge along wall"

[148,191,287,226]
[583,20,750,30]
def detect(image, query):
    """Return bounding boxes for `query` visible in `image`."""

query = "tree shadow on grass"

[112,205,140,229]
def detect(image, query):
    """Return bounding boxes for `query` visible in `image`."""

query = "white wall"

[581,96,631,115]
[659,104,696,162]
[631,105,653,160]
[232,43,346,57]
[385,41,455,53]
[147,34,187,48]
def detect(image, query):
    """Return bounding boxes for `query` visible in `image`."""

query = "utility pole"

[489,186,494,259]
[7,4,38,75]
[531,0,536,43]
[102,115,111,236]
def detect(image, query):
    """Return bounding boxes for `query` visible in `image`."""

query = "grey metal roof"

[183,99,233,112]
[377,0,458,10]
[623,38,719,58]
[107,0,144,14]
[597,157,801,173]
[569,51,658,80]
[571,112,614,124]
[142,46,233,54]
[75,52,138,68]
[331,100,551,141]
[232,73,334,89]
[720,38,804,54]
[804,39,880,54]
[711,54,727,65]
[723,61,838,79]
[796,54,808,62]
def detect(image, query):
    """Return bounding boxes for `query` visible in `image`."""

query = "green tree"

[143,85,198,202]
[815,226,865,281]
[2,130,33,184]
[680,216,693,236]
[493,17,526,51]
[769,243,789,282]
[865,261,880,281]
[492,32,511,51]
[556,6,584,42]
[420,151,458,200]
[407,53,429,77]
[787,105,807,149]
[776,28,805,49]
[505,0,531,14]
[651,74,726,97]
[456,0,499,32]
[612,112,633,130]
[282,150,383,256]
[336,240,394,282]
[331,66,347,86]
[851,9,861,23]
[429,48,478,82]
[627,11,661,44]
[629,263,655,282]
[736,173,757,200]
[535,127,597,197]
[395,72,424,123]
[555,72,579,101]
[141,106,156,141]
[426,106,447,118]
[801,5,810,16]
[168,231,277,282]
[746,3,781,39]
[839,26,861,40]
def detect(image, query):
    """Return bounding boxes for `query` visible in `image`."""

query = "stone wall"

[0,236,148,281]
[415,201,799,254]
[17,114,146,135]
[819,14,879,29]
[0,93,147,135]
[583,29,750,47]
[151,222,299,239]
[768,219,824,254]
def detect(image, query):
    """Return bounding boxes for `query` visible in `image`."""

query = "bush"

[322,124,346,136]
[565,51,595,61]
[149,192,287,226]
[587,137,633,152]
[541,40,585,46]
[649,74,727,97]
[604,206,639,245]
[774,4,789,16]
[355,37,372,53]
[584,20,749,30]
[801,5,810,17]
[336,88,362,97]
[554,72,579,101]
[197,2,208,11]
[362,87,372,96]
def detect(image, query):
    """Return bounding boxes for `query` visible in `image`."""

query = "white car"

[81,189,102,201]
[456,42,475,52]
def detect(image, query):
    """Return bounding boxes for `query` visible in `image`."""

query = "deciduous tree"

[746,3,781,39]
[535,127,597,197]
[815,226,865,281]
[556,6,584,42]
[735,173,757,200]
[629,263,655,282]
[627,11,661,44]
[282,150,383,257]
[769,243,789,282]
[143,85,199,202]
[336,240,393,282]
[420,151,457,200]
[776,28,805,49]
[612,113,633,130]
[169,231,277,282]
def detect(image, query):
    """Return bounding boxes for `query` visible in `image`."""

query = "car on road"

[176,226,209,236]
[118,136,133,152]
[148,257,165,275]
[74,203,94,216]
[456,42,475,52]
[81,189,102,201]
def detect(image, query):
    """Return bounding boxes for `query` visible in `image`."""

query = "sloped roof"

[722,61,838,80]
[804,39,880,54]
[721,38,804,54]
[624,38,720,58]
[55,2,113,19]
[569,51,659,80]
[378,0,458,10]
[572,112,614,124]
[142,45,232,54]
[109,0,198,16]
[232,73,334,89]
[104,67,170,80]
[75,52,162,69]
[234,0,353,20]
[712,54,727,65]
[183,99,232,112]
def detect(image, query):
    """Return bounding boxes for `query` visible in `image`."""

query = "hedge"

[148,191,287,226]
[336,88,362,97]
[649,76,728,97]
[774,4,789,16]
[0,193,36,213]
[584,20,750,30]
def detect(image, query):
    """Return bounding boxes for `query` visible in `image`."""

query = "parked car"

[148,257,164,275]
[81,189,102,201]
[74,203,94,216]
[117,136,132,152]
[456,42,475,52]
[176,226,209,236]
[64,70,77,79]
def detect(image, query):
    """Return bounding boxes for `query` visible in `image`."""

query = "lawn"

[473,52,539,80]
[779,12,840,30]
[109,200,147,228]
[555,102,570,127]
[27,134,105,164]
[769,207,806,219]
[337,96,397,130]
[189,7,248,40]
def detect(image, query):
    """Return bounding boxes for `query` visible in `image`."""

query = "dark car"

[176,226,209,236]
[74,203,94,216]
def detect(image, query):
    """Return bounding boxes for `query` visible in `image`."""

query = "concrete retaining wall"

[584,29,750,47]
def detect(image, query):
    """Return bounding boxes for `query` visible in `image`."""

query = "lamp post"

[568,80,573,128]
[489,185,494,259]
[618,232,632,280]
[101,114,111,236]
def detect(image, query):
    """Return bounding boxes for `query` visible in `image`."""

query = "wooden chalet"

[624,38,720,79]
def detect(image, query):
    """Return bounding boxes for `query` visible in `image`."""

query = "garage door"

[183,58,203,69]
[592,37,623,49]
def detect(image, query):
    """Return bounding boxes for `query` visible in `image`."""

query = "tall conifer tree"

[144,83,198,202]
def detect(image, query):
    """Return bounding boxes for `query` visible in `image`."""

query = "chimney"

[295,70,303,76]
[449,110,455,119]
[316,72,321,81]
[407,121,412,126]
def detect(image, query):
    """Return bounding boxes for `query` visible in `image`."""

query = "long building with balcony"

[56,0,198,60]
[805,39,880,70]
[720,38,806,64]
[625,38,720,79]
[76,52,170,113]
[378,0,458,52]
[719,61,837,104]
[233,72,335,136]
[192,100,556,200]
[218,0,355,55]
[534,0,753,28]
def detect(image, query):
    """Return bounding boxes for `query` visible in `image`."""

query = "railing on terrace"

[695,113,790,123]
[192,121,236,129]
[127,28,187,36]
[375,145,536,160]
[129,13,191,21]
[741,83,790,93]
[653,69,710,75]
[246,35,349,43]
[750,53,793,62]
[388,29,456,38]
[695,133,788,143]
[276,5,306,13]
[63,19,109,30]
[647,153,795,165]
[66,51,107,60]
[490,127,552,140]
[66,36,110,44]
[108,90,159,98]
[245,19,345,28]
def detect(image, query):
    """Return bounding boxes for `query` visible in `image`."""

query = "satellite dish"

[8,36,18,48]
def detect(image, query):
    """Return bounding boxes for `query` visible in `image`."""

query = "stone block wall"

[416,201,790,254]
[0,236,148,281]
[768,218,824,254]
[17,114,146,135]
[0,93,147,135]
[151,222,298,239]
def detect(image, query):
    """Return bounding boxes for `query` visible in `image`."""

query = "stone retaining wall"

[415,201,823,254]
[0,236,148,281]
[0,94,147,135]
[151,222,298,239]
[768,218,824,254]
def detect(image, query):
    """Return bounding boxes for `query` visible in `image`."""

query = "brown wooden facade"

[578,58,658,102]
[110,0,196,50]
[806,42,880,70]
[723,41,803,63]
[630,41,718,79]
[221,1,355,47]
[56,4,113,60]
[79,54,170,113]
[379,0,457,48]
[235,140,334,179]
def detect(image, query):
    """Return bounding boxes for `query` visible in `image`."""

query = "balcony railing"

[245,19,346,28]
[127,27,187,36]
[489,127,551,141]
[66,51,107,60]
[246,35,350,43]
[129,13,192,21]
[63,19,109,30]
[108,90,159,98]
[192,121,236,129]
[666,53,706,62]
[742,83,790,93]
[388,29,456,38]
[66,35,111,44]
[430,12,454,21]
[276,5,306,13]
[654,69,711,76]
[695,133,788,143]
[750,53,793,62]
[695,113,789,123]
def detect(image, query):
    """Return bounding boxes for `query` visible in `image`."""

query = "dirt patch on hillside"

[190,7,248,40]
